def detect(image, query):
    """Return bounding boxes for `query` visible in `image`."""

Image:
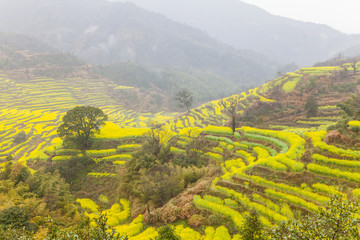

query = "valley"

[1,61,360,239]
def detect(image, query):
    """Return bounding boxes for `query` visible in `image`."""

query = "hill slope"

[0,0,276,85]
[0,31,246,111]
[2,57,360,238]
[116,0,360,65]
[2,29,360,238]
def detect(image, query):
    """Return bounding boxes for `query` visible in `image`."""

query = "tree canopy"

[220,96,241,133]
[175,89,193,113]
[57,106,108,149]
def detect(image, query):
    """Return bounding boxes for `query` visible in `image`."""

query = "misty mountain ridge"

[0,31,245,112]
[0,0,277,87]
[114,0,360,66]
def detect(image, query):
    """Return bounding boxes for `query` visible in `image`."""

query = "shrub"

[155,225,181,240]
[13,131,27,144]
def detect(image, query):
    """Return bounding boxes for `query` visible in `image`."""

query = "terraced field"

[1,64,360,239]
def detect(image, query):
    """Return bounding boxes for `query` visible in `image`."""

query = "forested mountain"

[0,32,85,70]
[115,0,360,65]
[0,0,277,86]
[0,31,242,111]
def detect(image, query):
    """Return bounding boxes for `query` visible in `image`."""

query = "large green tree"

[57,106,108,149]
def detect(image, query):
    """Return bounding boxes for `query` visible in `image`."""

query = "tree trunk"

[232,115,236,133]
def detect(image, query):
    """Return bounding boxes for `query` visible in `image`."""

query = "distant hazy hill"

[0,32,85,71]
[115,0,360,66]
[0,31,241,111]
[0,0,277,86]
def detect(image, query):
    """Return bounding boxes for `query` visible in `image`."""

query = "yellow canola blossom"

[114,215,143,237]
[76,198,98,213]
[178,127,203,138]
[129,227,158,240]
[348,120,360,128]
[95,122,148,140]
[175,225,202,240]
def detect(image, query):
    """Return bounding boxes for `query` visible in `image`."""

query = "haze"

[113,0,360,35]
[240,0,360,34]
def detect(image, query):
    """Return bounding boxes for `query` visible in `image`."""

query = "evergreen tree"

[241,210,265,240]
[305,95,318,118]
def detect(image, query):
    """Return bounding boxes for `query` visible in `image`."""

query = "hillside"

[0,31,246,112]
[0,0,276,86]
[0,32,86,77]
[116,0,360,65]
[2,58,360,238]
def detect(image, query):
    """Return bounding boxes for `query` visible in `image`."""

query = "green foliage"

[305,95,318,118]
[46,213,128,240]
[0,206,31,229]
[174,135,207,168]
[220,96,241,132]
[57,106,108,149]
[241,210,265,240]
[0,226,33,240]
[244,132,287,153]
[175,88,193,112]
[13,130,27,144]
[27,170,74,211]
[182,166,205,187]
[155,225,181,240]
[48,155,95,184]
[139,164,183,208]
[1,162,30,185]
[0,163,79,238]
[337,93,360,119]
[268,195,360,239]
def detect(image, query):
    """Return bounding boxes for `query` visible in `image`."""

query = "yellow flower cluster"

[348,120,360,128]
[265,188,319,213]
[88,172,116,177]
[203,126,233,136]
[76,198,99,212]
[193,195,244,229]
[175,225,203,240]
[235,150,255,165]
[308,163,360,183]
[95,154,132,163]
[305,131,360,159]
[282,77,301,93]
[312,183,346,198]
[117,144,141,151]
[236,173,329,204]
[130,227,158,240]
[114,215,143,237]
[102,199,131,227]
[95,122,148,140]
[170,147,186,155]
[85,149,117,157]
[312,153,360,168]
[204,152,223,161]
